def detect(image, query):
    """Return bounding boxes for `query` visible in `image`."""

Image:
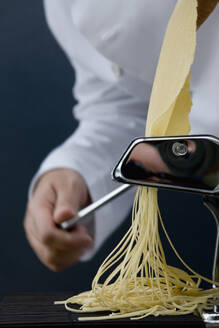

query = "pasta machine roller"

[112,134,219,326]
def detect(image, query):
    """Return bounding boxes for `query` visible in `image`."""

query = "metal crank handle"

[60,184,132,231]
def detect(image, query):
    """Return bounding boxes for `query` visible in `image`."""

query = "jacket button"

[111,63,124,78]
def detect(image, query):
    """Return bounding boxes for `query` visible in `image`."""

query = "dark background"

[0,0,216,294]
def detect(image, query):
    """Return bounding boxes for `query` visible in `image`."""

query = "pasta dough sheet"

[146,0,197,136]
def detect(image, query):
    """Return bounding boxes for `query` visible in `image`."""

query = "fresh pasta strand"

[56,189,219,321]
[55,0,219,320]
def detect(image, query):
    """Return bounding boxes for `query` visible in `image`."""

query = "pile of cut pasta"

[55,0,219,320]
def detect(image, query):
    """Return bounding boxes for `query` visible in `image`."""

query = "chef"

[24,0,219,272]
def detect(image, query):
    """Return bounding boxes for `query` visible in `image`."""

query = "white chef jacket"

[30,0,219,260]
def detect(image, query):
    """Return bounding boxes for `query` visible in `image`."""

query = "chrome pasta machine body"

[61,134,219,325]
[112,134,219,326]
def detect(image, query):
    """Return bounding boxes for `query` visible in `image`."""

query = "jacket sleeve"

[29,60,147,260]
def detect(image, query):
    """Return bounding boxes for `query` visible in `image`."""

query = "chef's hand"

[24,169,93,272]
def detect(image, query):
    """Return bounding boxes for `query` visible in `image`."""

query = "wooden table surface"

[0,292,206,327]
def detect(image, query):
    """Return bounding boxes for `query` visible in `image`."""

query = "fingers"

[26,202,92,252]
[24,169,93,271]
[26,224,89,271]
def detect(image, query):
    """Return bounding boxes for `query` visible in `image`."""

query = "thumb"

[53,187,81,224]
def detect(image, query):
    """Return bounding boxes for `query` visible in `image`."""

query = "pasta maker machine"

[61,134,219,325]
[112,134,219,326]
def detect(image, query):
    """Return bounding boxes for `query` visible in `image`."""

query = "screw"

[172,142,188,157]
